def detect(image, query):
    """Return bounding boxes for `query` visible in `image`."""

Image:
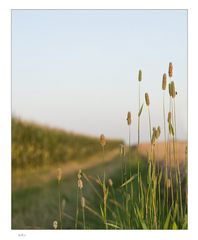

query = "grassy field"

[12,64,188,230]
[11,122,143,229]
[12,119,187,229]
[12,118,124,228]
[12,118,122,170]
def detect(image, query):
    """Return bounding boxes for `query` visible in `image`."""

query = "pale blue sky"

[12,10,187,143]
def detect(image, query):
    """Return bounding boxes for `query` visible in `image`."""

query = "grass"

[12,63,187,230]
[12,143,187,229]
[12,117,122,170]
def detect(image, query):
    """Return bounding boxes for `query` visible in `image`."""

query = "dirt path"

[12,148,120,190]
[13,141,187,191]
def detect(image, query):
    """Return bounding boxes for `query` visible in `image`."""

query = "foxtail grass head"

[78,169,82,179]
[53,220,58,229]
[167,112,171,123]
[145,93,150,106]
[168,62,173,77]
[108,178,113,187]
[78,179,83,189]
[151,126,161,145]
[77,169,83,189]
[127,112,132,125]
[100,134,106,147]
[57,168,62,183]
[162,73,167,90]
[138,70,142,82]
[156,126,161,139]
[120,144,126,157]
[170,81,176,98]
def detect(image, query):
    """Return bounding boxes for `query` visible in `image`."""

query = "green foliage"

[12,117,122,169]
[12,149,187,229]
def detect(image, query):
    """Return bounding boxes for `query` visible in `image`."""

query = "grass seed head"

[168,83,172,97]
[108,178,113,187]
[138,70,142,82]
[151,126,160,145]
[127,112,132,125]
[78,169,82,179]
[57,168,62,182]
[78,179,83,189]
[100,134,106,147]
[168,62,173,77]
[53,220,58,229]
[156,126,161,139]
[170,81,176,98]
[162,73,167,90]
[145,93,150,106]
[120,144,126,157]
[167,112,172,123]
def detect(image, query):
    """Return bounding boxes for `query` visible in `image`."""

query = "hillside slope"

[12,118,123,169]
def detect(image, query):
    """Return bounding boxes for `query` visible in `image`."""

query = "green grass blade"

[135,205,148,229]
[106,222,120,229]
[172,222,178,229]
[120,174,137,188]
[163,207,172,229]
[182,214,188,229]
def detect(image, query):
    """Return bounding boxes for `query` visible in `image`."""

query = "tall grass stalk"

[162,74,167,177]
[127,112,132,175]
[110,179,124,228]
[162,73,169,219]
[168,63,173,169]
[81,195,86,229]
[75,170,82,229]
[100,134,106,184]
[75,170,86,229]
[120,144,125,184]
[138,70,142,145]
[173,93,183,220]
[127,112,131,154]
[145,93,151,142]
[102,182,108,229]
[137,73,144,202]
[99,134,108,229]
[168,63,175,211]
[57,168,62,229]
[75,184,79,229]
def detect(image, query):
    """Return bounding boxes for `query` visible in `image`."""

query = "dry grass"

[137,140,187,165]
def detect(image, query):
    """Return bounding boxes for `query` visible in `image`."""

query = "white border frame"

[0,1,197,240]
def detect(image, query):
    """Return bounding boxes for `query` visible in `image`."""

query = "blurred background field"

[12,117,123,228]
[12,117,187,229]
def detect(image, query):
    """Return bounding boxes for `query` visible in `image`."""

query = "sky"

[12,10,187,143]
